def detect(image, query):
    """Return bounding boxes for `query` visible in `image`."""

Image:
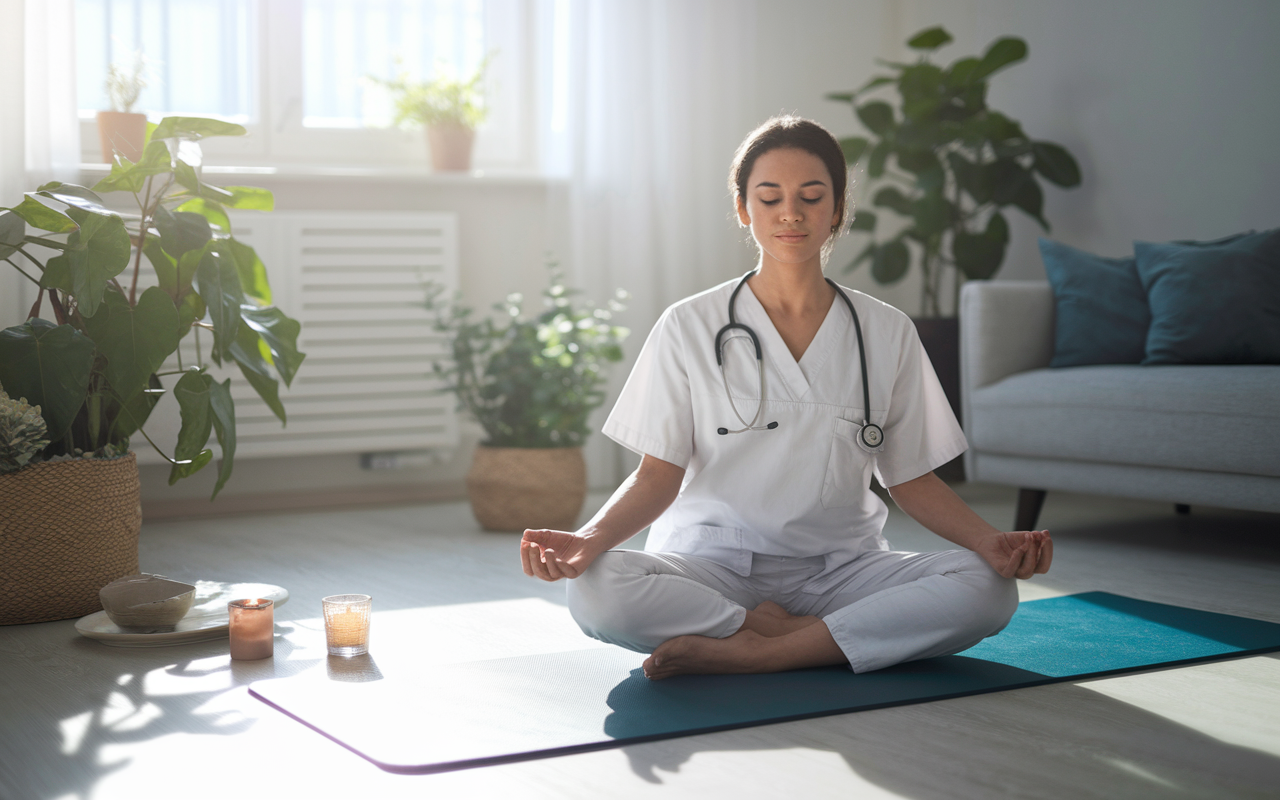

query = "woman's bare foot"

[740,601,824,637]
[642,630,772,680]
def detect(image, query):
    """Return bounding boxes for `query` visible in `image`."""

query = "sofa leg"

[1175,504,1191,515]
[1015,489,1047,531]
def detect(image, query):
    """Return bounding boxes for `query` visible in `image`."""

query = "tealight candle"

[323,594,372,657]
[228,598,274,660]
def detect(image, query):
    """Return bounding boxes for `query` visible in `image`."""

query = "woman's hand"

[974,530,1053,579]
[521,529,602,581]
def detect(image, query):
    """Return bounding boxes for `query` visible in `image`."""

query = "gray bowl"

[99,574,197,632]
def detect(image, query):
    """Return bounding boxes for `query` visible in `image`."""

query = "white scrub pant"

[566,548,1018,673]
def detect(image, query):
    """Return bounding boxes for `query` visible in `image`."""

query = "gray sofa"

[959,281,1280,529]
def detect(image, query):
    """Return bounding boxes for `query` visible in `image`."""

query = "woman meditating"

[520,115,1052,679]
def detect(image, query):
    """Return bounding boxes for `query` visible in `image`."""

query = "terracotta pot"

[96,111,148,163]
[427,123,476,172]
[466,445,586,532]
[0,453,142,625]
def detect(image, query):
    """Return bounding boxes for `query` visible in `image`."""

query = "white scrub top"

[601,276,966,590]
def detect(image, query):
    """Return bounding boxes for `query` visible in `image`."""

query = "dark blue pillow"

[1135,229,1280,365]
[1039,238,1150,368]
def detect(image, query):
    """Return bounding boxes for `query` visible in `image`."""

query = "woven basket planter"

[466,445,586,532]
[0,453,142,625]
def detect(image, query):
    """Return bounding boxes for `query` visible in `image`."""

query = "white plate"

[75,581,290,647]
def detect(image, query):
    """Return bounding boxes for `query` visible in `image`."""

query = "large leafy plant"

[0,116,304,498]
[829,26,1082,316]
[371,56,491,130]
[426,267,628,448]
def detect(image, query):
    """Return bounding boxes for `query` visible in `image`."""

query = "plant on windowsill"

[97,51,149,163]
[425,265,629,531]
[827,25,1082,318]
[370,56,492,172]
[0,116,305,625]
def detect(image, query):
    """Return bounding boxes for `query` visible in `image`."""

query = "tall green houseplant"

[0,116,304,498]
[829,26,1082,316]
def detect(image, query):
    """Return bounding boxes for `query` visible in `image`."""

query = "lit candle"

[322,594,372,657]
[228,598,274,660]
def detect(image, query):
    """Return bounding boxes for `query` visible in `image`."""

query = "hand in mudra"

[976,530,1053,579]
[521,529,599,581]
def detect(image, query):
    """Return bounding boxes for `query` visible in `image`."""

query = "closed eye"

[760,197,825,206]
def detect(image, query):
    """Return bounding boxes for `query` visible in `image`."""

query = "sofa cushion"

[967,365,1280,478]
[1039,238,1149,368]
[1135,229,1280,365]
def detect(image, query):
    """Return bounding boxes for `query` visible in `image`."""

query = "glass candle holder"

[323,594,372,657]
[228,598,274,660]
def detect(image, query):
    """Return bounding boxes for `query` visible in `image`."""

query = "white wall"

[751,0,1280,314]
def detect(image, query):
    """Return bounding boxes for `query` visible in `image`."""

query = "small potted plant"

[426,266,629,531]
[371,56,491,171]
[0,116,304,624]
[97,51,149,163]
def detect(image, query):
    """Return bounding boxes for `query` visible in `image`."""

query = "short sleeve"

[602,305,695,468]
[873,324,967,488]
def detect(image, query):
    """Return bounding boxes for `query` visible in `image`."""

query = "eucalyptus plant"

[828,26,1082,316]
[0,116,304,498]
[426,266,628,448]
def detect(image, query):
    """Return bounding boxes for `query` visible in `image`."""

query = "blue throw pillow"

[1039,238,1150,368]
[1135,229,1280,365]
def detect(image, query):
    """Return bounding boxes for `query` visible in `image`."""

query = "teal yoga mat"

[250,592,1280,774]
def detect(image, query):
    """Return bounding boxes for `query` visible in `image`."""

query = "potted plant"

[371,56,491,171]
[426,266,629,531]
[97,51,149,163]
[0,116,304,624]
[826,25,1082,461]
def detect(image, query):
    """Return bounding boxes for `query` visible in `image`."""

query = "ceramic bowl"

[99,574,197,632]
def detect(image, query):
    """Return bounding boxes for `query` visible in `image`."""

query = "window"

[75,0,533,170]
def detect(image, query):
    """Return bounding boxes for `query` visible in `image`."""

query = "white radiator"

[133,211,460,465]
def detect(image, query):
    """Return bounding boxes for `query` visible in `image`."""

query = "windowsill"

[76,162,561,187]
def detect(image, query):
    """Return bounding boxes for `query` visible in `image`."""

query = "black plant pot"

[912,316,964,482]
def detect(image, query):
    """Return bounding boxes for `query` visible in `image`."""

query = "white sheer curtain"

[538,0,759,484]
[0,0,81,329]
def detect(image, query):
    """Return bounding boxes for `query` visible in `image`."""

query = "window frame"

[76,0,537,172]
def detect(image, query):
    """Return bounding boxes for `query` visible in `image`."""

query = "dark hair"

[728,115,849,243]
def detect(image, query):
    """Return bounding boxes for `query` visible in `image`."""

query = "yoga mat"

[250,592,1280,774]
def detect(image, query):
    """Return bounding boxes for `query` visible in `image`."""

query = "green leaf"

[972,37,1028,82]
[871,239,910,284]
[226,239,271,305]
[848,209,877,232]
[0,319,95,441]
[195,242,245,363]
[908,26,953,50]
[152,116,248,141]
[80,287,180,404]
[0,210,26,259]
[855,75,895,95]
[986,210,1010,243]
[872,186,913,216]
[177,292,207,337]
[107,372,162,443]
[39,255,74,293]
[946,57,982,87]
[173,161,235,205]
[988,158,1032,205]
[9,196,77,233]
[952,214,1010,280]
[169,370,214,484]
[1011,175,1048,229]
[63,207,133,318]
[239,305,305,387]
[154,205,213,260]
[845,242,876,273]
[175,197,231,232]
[34,183,115,217]
[1032,141,1082,187]
[229,321,286,424]
[825,91,855,103]
[221,186,274,211]
[856,101,896,136]
[208,377,236,499]
[911,194,954,238]
[948,152,992,204]
[838,136,870,165]
[91,140,173,194]
[867,140,892,177]
[143,238,178,295]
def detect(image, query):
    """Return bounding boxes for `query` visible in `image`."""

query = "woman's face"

[736,147,839,269]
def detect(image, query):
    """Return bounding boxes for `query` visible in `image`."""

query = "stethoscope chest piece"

[857,422,885,453]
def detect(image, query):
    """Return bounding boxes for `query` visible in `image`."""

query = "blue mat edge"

[248,593,1280,775]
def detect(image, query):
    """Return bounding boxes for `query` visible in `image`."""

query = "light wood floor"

[2,483,1278,800]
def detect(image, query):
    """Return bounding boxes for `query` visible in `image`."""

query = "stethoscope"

[714,270,885,452]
